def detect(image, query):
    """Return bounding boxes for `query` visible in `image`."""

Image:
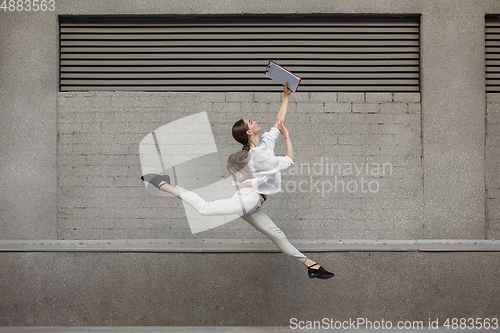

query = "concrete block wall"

[486,94,500,239]
[57,91,422,240]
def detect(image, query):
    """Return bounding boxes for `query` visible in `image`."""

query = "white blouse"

[235,127,294,195]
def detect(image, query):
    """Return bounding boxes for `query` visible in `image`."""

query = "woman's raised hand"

[283,82,292,96]
[277,120,290,138]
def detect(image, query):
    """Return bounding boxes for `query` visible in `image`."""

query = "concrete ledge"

[0,239,498,252]
[292,239,419,251]
[202,239,279,252]
[417,239,500,251]
[0,239,203,252]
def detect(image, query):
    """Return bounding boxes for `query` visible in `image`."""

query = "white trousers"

[172,186,307,263]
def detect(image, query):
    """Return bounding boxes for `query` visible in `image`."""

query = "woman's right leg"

[242,210,335,278]
[241,209,307,263]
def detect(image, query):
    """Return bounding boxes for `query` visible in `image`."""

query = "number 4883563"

[1,0,56,11]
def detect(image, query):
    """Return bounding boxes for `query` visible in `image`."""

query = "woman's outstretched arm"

[273,83,292,128]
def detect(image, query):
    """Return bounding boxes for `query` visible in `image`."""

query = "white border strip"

[0,239,498,252]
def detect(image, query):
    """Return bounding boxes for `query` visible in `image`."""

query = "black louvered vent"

[60,15,420,92]
[487,15,500,93]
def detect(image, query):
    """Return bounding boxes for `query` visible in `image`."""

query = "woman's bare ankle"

[304,258,319,268]
[159,182,175,193]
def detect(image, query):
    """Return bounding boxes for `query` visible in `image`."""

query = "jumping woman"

[142,84,334,279]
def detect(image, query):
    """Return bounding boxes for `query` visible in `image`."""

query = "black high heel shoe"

[141,173,170,190]
[307,263,335,279]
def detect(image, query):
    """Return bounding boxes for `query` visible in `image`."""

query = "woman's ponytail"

[229,119,252,179]
[227,150,250,177]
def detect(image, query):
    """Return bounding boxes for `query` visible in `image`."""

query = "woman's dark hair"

[232,118,250,151]
[228,118,252,179]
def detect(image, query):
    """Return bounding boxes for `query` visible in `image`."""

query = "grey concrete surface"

[420,12,486,239]
[0,252,499,326]
[0,11,58,239]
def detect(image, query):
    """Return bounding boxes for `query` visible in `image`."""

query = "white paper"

[265,61,301,92]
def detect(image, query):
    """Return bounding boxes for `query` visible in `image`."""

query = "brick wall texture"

[57,91,423,240]
[487,94,500,239]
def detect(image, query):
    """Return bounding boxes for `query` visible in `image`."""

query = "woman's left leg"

[172,186,259,216]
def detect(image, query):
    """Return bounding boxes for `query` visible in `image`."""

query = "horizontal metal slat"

[485,79,500,85]
[485,40,500,47]
[60,26,419,34]
[60,21,419,28]
[61,78,419,86]
[60,53,419,60]
[60,66,419,73]
[61,39,419,47]
[61,59,419,66]
[61,46,419,54]
[485,27,500,33]
[61,72,419,79]
[486,20,500,27]
[61,85,419,92]
[61,33,418,41]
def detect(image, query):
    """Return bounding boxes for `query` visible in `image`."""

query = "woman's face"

[244,119,261,135]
